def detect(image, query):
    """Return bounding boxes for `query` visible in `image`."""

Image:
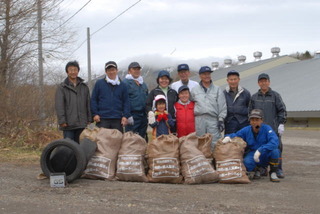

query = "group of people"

[55,60,287,183]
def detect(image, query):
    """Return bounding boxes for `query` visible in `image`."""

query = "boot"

[269,159,280,182]
[276,157,285,178]
[253,167,261,179]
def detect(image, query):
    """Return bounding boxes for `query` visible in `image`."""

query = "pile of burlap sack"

[79,127,250,184]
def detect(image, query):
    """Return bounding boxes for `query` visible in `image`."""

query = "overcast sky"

[60,0,320,75]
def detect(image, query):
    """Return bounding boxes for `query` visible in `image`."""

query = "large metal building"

[191,53,320,127]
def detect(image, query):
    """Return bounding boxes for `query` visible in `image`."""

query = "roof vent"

[271,47,280,58]
[224,59,232,68]
[211,62,219,71]
[238,55,246,65]
[253,51,262,61]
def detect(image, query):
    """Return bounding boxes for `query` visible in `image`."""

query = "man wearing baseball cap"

[91,61,131,132]
[222,109,281,182]
[249,73,287,178]
[171,64,199,93]
[190,66,227,149]
[123,62,149,139]
[223,70,251,134]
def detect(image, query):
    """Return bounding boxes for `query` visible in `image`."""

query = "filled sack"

[147,134,183,184]
[116,132,148,182]
[83,128,122,180]
[180,133,220,184]
[79,124,100,142]
[213,137,250,184]
[197,133,214,165]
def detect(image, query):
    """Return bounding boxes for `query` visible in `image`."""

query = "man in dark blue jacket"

[123,62,148,139]
[91,61,131,133]
[222,109,281,182]
[223,70,251,134]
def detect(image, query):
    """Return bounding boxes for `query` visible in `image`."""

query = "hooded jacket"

[55,77,91,130]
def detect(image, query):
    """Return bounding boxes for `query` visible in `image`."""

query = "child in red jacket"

[174,85,195,137]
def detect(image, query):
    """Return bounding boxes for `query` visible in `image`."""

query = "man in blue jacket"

[91,61,131,133]
[123,62,148,139]
[223,70,251,134]
[222,109,281,182]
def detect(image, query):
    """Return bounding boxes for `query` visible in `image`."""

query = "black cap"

[227,70,239,77]
[158,70,170,78]
[199,66,213,74]
[258,73,270,81]
[249,109,264,119]
[105,61,117,70]
[178,85,189,94]
[128,62,141,69]
[177,64,189,72]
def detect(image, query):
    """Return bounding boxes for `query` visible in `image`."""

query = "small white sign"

[50,173,66,188]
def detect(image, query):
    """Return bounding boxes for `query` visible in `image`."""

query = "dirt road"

[1,129,319,214]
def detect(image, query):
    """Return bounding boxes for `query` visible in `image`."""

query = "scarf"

[106,75,120,85]
[125,74,144,85]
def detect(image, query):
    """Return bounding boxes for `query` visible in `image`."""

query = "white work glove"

[222,136,231,144]
[253,150,261,163]
[278,124,284,136]
[127,116,134,126]
[148,111,155,125]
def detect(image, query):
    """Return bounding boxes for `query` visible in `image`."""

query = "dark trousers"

[63,128,84,144]
[225,117,249,134]
[96,118,123,133]
[125,112,148,139]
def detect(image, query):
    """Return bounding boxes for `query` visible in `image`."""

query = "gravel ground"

[0,129,319,214]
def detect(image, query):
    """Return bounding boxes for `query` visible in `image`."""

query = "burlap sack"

[213,137,250,184]
[197,133,213,164]
[79,125,100,142]
[179,133,220,184]
[83,128,123,180]
[147,134,183,184]
[116,132,148,182]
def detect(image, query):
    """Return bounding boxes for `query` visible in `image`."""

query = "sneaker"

[270,172,280,182]
[259,166,268,176]
[276,169,285,179]
[247,171,255,180]
[254,170,261,179]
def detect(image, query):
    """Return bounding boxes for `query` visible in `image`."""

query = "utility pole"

[37,0,45,122]
[87,27,92,90]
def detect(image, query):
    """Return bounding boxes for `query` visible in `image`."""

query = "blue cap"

[227,70,240,77]
[177,64,189,72]
[128,62,141,69]
[178,85,189,93]
[199,66,213,74]
[158,70,171,78]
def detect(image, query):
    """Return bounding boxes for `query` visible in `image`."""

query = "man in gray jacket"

[191,66,227,150]
[249,73,287,178]
[55,61,91,143]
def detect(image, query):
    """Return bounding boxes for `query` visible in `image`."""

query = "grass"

[0,147,41,164]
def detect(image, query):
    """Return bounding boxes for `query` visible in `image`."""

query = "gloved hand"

[156,114,163,122]
[127,116,134,126]
[218,121,225,132]
[148,111,155,125]
[253,150,261,163]
[278,124,284,136]
[222,136,231,144]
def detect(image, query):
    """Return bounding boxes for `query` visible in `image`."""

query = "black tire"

[79,138,97,162]
[40,138,87,182]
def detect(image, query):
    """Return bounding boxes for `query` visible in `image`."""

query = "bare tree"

[0,0,76,124]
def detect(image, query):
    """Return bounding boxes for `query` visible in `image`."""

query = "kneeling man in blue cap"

[222,109,281,182]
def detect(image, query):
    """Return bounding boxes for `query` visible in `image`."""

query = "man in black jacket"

[249,73,287,178]
[55,61,91,143]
